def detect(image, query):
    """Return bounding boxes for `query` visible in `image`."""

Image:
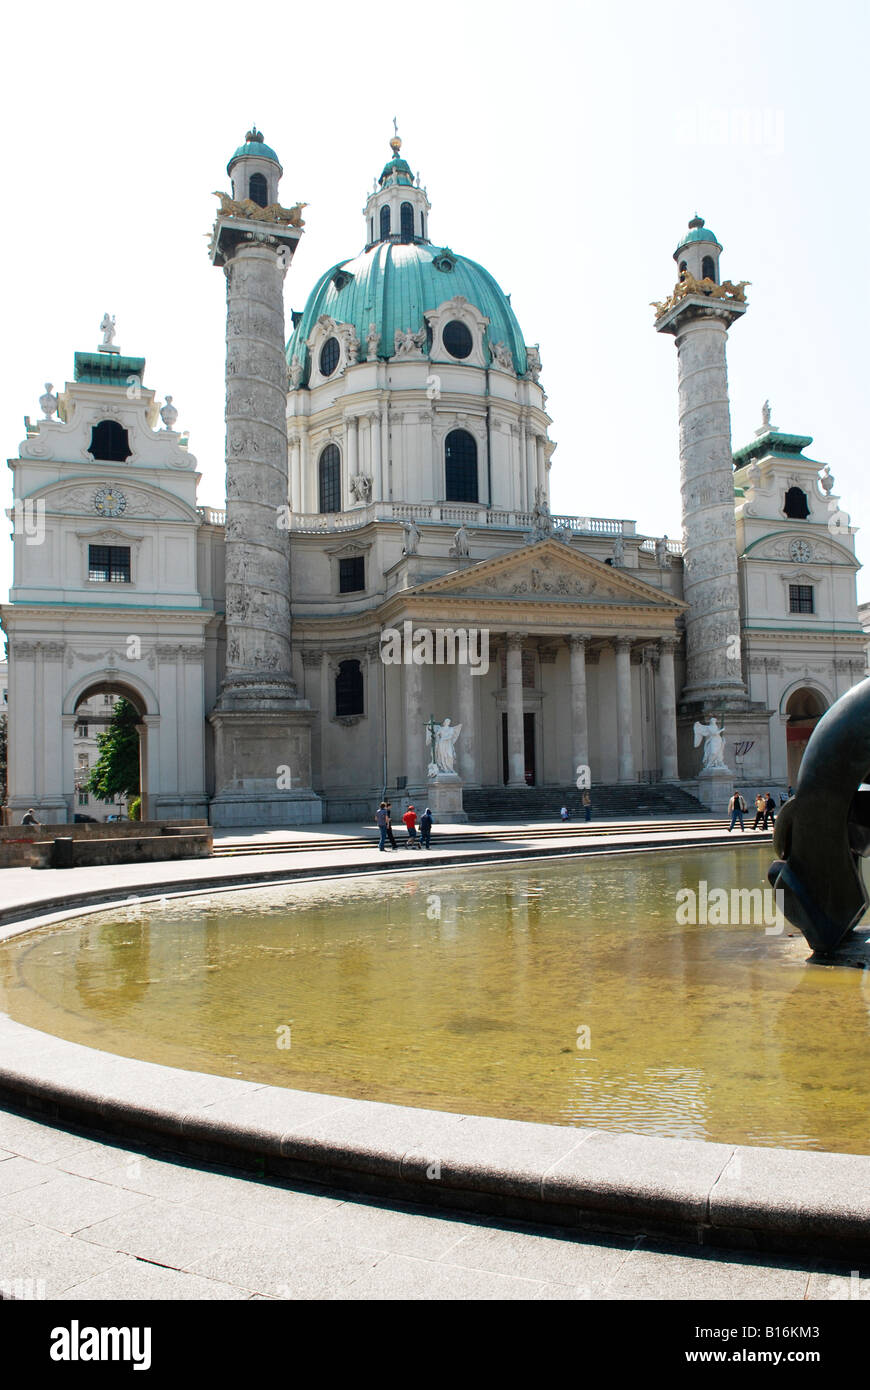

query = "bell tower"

[208,129,321,825]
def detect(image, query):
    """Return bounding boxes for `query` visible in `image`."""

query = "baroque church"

[1,130,865,824]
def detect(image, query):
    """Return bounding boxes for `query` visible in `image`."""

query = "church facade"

[1,131,864,824]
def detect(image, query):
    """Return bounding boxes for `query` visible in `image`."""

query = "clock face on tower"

[789,539,812,563]
[94,487,127,518]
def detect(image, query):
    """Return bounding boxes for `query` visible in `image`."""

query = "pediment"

[409,540,685,609]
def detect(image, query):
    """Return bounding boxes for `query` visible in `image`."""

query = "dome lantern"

[227,126,283,208]
[362,124,431,248]
[673,213,723,285]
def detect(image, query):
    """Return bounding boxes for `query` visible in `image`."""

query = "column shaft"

[506,634,525,787]
[456,656,478,786]
[568,636,589,776]
[404,655,426,789]
[657,638,679,779]
[615,639,634,783]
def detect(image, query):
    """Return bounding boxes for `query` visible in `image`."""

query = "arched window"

[319,443,341,513]
[445,429,478,503]
[701,255,716,282]
[400,202,414,243]
[420,211,425,238]
[89,420,131,462]
[369,219,373,243]
[679,260,687,279]
[784,487,810,520]
[249,173,268,207]
[380,205,391,240]
[335,659,364,717]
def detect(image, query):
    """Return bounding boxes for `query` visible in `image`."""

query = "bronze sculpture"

[768,679,870,953]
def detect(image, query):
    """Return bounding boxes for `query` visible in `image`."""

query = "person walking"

[752,793,766,830]
[582,789,592,823]
[420,807,433,849]
[763,793,777,829]
[384,800,398,850]
[402,803,420,847]
[375,801,389,851]
[727,789,746,832]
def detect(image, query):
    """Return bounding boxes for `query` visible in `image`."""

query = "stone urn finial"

[39,383,57,419]
[160,395,179,431]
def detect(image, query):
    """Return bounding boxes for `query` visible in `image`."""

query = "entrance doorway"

[71,682,146,822]
[502,712,536,785]
[785,687,827,786]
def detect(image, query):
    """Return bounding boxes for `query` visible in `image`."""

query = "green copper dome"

[286,240,528,380]
[673,214,721,259]
[227,128,281,175]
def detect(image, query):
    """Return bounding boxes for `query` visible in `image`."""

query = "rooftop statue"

[769,680,870,954]
[100,313,116,345]
[651,272,751,320]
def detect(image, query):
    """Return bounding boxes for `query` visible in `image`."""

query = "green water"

[1,845,869,1152]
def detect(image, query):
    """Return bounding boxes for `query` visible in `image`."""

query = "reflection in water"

[1,845,869,1153]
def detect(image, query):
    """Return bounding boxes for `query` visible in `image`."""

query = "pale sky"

[2,0,868,611]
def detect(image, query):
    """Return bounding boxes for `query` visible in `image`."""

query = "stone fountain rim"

[1,859,869,1260]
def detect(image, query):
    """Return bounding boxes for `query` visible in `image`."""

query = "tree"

[87,699,140,804]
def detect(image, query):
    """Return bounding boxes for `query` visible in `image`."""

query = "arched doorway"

[68,679,151,823]
[784,686,827,785]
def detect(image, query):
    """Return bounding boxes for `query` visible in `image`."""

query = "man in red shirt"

[402,804,419,846]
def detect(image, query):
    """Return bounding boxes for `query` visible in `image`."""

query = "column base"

[208,692,321,828]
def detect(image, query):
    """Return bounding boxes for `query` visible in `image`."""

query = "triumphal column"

[207,129,320,824]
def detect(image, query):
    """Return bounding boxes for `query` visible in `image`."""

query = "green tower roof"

[227,128,281,175]
[673,214,721,259]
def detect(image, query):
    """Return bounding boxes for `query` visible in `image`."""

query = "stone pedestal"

[426,771,467,823]
[209,677,321,827]
[695,766,735,815]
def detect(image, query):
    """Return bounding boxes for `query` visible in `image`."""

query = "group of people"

[560,792,593,823]
[375,800,433,851]
[728,788,792,832]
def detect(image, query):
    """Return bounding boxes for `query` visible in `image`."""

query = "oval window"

[442,320,473,359]
[319,337,340,377]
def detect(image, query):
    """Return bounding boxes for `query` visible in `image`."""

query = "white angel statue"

[427,717,462,774]
[693,716,729,771]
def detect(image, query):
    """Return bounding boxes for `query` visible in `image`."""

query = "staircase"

[462,783,706,822]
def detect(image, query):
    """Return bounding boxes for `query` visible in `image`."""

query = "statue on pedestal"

[426,715,462,776]
[694,716,729,771]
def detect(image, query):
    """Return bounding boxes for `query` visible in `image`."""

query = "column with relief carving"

[505,633,526,787]
[615,637,634,783]
[657,637,680,780]
[207,142,320,825]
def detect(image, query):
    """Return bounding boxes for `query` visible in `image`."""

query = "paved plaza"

[0,1103,863,1302]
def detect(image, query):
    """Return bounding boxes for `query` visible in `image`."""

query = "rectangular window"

[339,556,365,593]
[75,723,88,738]
[789,584,814,614]
[88,545,131,583]
[78,790,89,807]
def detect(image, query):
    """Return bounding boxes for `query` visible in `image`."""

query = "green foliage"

[128,795,142,822]
[87,699,140,804]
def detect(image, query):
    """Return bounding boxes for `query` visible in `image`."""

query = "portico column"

[505,632,525,787]
[299,423,310,512]
[456,654,478,786]
[288,433,301,513]
[536,435,546,499]
[404,648,426,790]
[657,636,680,781]
[615,637,634,784]
[568,635,589,777]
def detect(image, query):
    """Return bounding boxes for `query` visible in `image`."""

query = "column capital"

[659,635,680,654]
[614,636,634,653]
[300,648,324,668]
[505,631,526,650]
[567,634,590,652]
